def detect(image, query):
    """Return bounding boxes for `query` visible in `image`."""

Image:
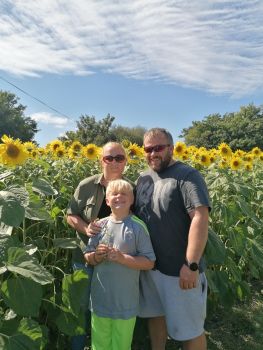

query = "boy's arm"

[84,243,109,265]
[107,249,154,270]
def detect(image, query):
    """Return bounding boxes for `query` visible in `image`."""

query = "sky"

[0,0,263,147]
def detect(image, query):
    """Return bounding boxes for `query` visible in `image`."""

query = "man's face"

[144,133,174,172]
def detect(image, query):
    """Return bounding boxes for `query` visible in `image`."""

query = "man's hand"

[179,264,199,289]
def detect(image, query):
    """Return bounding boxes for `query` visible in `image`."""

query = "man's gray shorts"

[139,269,207,341]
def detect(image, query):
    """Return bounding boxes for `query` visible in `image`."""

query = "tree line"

[0,90,262,151]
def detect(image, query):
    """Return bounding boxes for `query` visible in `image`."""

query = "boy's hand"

[95,243,109,262]
[107,247,124,263]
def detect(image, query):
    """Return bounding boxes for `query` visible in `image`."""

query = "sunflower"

[121,139,131,149]
[24,141,37,152]
[0,135,29,166]
[198,151,211,167]
[244,162,253,171]
[82,144,100,160]
[234,149,245,158]
[38,147,46,156]
[230,157,242,170]
[54,146,67,158]
[181,149,190,161]
[218,158,228,169]
[251,147,261,157]
[48,140,64,152]
[173,142,187,158]
[70,141,83,153]
[127,143,143,164]
[243,153,254,162]
[218,143,232,159]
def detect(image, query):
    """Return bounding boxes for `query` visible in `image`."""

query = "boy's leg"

[111,317,136,350]
[91,313,112,350]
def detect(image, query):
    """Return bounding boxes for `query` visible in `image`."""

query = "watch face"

[189,262,199,271]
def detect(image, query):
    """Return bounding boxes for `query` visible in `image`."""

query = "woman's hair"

[102,142,126,155]
[106,179,133,198]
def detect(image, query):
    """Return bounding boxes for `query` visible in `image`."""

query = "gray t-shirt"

[135,161,211,276]
[84,214,156,319]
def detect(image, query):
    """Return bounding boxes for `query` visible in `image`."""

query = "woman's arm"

[67,214,101,237]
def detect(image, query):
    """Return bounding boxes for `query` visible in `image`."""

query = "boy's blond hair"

[106,179,133,198]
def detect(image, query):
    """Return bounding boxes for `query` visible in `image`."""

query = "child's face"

[106,188,134,211]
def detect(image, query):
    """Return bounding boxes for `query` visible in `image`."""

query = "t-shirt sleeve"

[181,170,211,213]
[83,234,101,254]
[134,221,156,261]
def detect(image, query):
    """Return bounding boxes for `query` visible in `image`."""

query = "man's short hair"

[144,128,174,145]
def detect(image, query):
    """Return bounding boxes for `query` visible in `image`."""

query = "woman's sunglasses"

[144,144,170,153]
[102,154,126,164]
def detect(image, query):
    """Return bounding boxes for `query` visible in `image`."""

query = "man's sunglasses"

[102,155,126,163]
[144,144,170,153]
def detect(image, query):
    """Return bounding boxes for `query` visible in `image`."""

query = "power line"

[0,75,74,121]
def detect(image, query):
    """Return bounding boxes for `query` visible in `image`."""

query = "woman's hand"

[85,220,101,237]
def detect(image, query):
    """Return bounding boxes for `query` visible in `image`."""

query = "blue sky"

[1,0,263,146]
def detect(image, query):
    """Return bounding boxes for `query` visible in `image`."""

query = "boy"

[84,179,155,350]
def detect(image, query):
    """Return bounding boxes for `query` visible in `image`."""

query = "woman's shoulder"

[78,173,103,187]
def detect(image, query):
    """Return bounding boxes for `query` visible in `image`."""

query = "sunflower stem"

[22,219,26,245]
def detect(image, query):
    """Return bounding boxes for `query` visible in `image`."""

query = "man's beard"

[148,154,172,173]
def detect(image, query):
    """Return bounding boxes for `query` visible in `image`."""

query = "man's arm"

[179,206,209,289]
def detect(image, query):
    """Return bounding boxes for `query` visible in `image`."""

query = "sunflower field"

[0,135,263,349]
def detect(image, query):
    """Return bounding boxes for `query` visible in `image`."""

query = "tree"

[60,114,145,146]
[110,125,146,146]
[0,90,38,142]
[180,104,263,151]
[60,114,115,146]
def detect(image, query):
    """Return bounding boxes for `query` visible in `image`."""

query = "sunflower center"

[6,144,20,158]
[87,149,94,154]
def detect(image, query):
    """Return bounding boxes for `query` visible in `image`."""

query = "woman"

[67,141,129,350]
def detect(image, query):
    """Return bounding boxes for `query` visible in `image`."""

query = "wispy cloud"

[30,112,70,128]
[1,0,263,96]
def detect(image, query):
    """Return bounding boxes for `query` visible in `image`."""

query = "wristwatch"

[186,260,199,271]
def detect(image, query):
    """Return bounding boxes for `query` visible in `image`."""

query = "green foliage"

[60,114,115,145]
[59,113,145,146]
[110,125,146,146]
[0,91,38,142]
[0,155,262,348]
[181,104,263,150]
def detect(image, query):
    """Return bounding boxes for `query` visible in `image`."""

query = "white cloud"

[1,0,263,96]
[30,112,69,128]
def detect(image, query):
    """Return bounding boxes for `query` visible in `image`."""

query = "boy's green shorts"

[91,312,136,350]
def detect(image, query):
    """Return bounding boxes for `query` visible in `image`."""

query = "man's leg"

[183,332,207,350]
[148,316,167,350]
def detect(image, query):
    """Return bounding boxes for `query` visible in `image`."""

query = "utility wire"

[0,75,74,121]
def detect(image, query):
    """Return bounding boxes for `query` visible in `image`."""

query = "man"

[135,128,210,350]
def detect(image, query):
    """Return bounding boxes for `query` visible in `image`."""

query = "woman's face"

[101,143,127,178]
